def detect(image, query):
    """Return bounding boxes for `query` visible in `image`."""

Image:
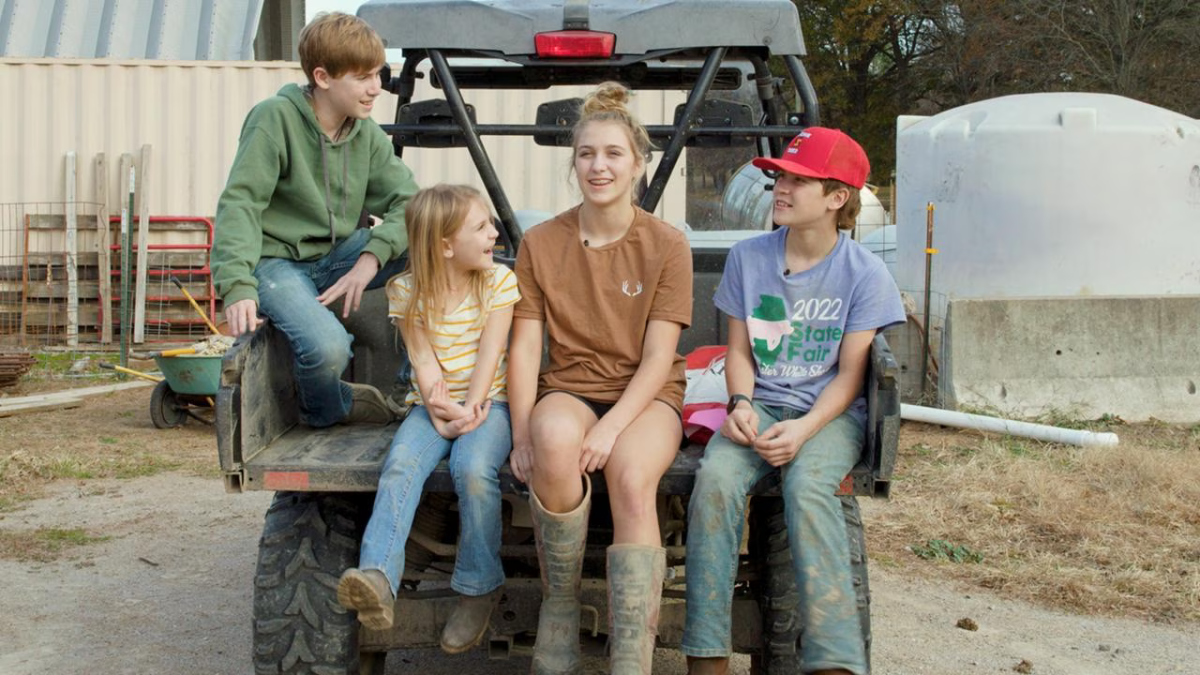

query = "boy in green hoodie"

[212,12,418,427]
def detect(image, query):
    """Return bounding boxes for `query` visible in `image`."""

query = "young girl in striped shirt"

[337,184,519,654]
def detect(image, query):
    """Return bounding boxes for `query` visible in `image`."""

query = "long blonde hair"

[388,184,493,340]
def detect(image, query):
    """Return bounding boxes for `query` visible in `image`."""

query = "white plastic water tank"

[720,162,889,236]
[895,93,1200,300]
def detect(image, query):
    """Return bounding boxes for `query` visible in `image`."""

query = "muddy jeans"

[682,401,866,675]
[359,403,511,597]
[253,228,406,428]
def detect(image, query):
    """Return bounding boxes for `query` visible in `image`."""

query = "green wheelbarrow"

[149,352,222,429]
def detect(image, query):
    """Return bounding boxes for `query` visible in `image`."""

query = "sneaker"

[344,382,395,424]
[337,568,395,630]
[439,588,501,654]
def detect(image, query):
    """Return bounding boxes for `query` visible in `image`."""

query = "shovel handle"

[170,276,222,336]
[159,348,197,358]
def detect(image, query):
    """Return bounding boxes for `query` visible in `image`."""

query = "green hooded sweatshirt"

[211,83,419,307]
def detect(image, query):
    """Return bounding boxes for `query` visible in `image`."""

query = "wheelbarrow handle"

[99,362,164,383]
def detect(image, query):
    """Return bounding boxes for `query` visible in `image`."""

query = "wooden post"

[119,154,133,367]
[96,153,113,343]
[65,151,79,347]
[133,144,152,343]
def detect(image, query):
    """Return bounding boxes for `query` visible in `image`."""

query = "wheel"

[252,491,380,674]
[149,380,187,429]
[749,495,872,674]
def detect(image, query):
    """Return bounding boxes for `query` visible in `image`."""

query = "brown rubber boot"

[606,544,667,674]
[336,568,395,630]
[530,476,592,675]
[440,587,502,654]
[344,382,396,424]
[685,656,730,675]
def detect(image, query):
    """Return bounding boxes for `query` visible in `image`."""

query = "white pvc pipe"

[900,404,1119,447]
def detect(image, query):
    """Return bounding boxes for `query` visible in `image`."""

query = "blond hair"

[570,82,653,190]
[298,12,386,87]
[822,179,862,230]
[388,185,493,340]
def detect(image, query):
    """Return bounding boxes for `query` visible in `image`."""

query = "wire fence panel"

[0,202,213,348]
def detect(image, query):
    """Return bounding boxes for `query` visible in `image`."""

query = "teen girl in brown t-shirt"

[508,82,693,674]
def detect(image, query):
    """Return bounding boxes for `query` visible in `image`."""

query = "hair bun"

[581,81,631,117]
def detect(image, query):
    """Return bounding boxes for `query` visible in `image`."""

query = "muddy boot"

[336,568,394,630]
[530,476,592,675]
[607,544,667,674]
[440,587,502,654]
[685,656,730,675]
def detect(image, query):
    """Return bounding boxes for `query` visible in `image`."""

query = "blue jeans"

[253,228,407,428]
[682,402,866,675]
[359,403,512,596]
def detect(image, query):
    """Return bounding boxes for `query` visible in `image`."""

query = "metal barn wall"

[0,0,266,60]
[0,57,686,258]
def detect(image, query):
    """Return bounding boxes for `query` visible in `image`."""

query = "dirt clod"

[956,617,979,631]
[1014,658,1034,673]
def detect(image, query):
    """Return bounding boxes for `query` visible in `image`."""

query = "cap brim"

[751,156,828,181]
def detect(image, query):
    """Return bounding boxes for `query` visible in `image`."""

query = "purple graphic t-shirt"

[714,228,905,423]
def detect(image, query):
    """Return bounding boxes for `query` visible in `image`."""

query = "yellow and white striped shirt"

[387,264,520,404]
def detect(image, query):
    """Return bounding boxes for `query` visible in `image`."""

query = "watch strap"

[727,393,752,414]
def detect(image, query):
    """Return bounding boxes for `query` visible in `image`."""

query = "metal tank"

[894,93,1200,300]
[720,162,890,239]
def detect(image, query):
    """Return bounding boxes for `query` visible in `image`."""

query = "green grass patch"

[0,527,111,562]
[911,538,984,564]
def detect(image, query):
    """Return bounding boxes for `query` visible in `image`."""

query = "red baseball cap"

[752,127,870,189]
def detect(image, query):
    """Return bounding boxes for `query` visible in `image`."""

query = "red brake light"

[535,30,615,58]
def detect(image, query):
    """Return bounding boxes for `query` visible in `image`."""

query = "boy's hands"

[317,253,380,318]
[225,298,262,336]
[753,418,817,467]
[720,404,760,446]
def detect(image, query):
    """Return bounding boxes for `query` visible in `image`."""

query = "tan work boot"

[530,476,592,675]
[440,587,502,654]
[344,382,396,424]
[686,656,730,675]
[607,544,667,674]
[336,568,395,630]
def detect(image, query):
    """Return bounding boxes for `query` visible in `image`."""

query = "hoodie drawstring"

[319,136,352,247]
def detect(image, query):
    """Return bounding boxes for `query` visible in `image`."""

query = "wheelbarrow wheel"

[150,380,188,429]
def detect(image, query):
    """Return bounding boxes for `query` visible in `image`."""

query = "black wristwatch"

[727,394,752,414]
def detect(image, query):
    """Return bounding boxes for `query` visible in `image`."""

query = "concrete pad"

[941,296,1200,423]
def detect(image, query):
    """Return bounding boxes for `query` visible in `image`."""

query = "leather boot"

[606,544,667,674]
[685,656,730,675]
[530,476,592,675]
[440,587,502,654]
[336,568,394,630]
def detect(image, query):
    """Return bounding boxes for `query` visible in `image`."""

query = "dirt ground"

[1,386,1197,674]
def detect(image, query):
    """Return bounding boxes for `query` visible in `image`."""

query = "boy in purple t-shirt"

[682,128,904,675]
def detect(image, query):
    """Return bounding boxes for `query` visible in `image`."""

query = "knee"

[451,457,499,498]
[606,468,657,521]
[300,331,352,372]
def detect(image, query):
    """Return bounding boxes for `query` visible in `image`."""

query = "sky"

[306,0,404,59]
[306,0,370,22]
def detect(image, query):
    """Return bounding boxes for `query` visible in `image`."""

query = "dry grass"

[868,420,1200,624]
[0,384,217,511]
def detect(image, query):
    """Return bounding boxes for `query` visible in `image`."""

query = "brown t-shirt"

[514,205,693,410]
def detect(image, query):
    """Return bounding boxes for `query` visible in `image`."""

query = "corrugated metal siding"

[0,0,265,60]
[0,58,686,257]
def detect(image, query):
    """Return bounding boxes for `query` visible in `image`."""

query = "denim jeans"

[359,403,512,597]
[682,402,867,675]
[253,228,407,427]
